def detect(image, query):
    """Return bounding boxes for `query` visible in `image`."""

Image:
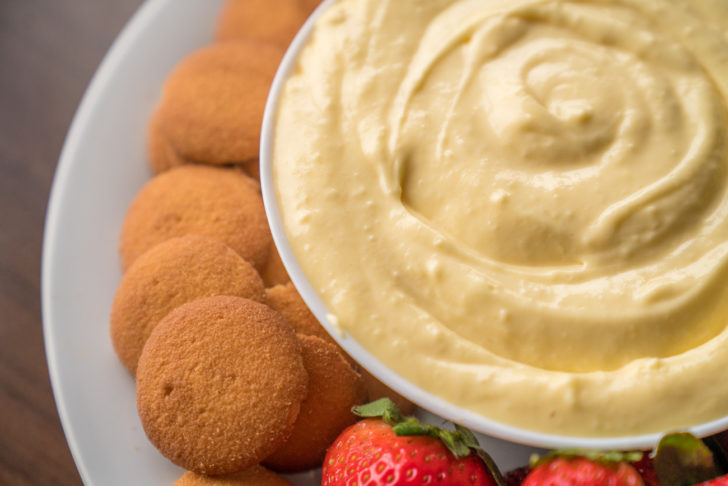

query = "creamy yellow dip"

[274,0,728,437]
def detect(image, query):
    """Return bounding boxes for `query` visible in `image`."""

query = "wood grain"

[0,1,144,484]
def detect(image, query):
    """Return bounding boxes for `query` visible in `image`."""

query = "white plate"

[41,0,536,484]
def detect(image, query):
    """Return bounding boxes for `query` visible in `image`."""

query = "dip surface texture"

[274,0,728,437]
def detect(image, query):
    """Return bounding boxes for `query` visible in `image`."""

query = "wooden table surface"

[0,1,144,484]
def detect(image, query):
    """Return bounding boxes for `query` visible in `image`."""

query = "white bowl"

[260,0,728,452]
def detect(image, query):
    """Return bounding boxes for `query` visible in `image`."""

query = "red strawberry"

[321,398,504,486]
[523,456,645,486]
[700,474,728,486]
[323,418,494,485]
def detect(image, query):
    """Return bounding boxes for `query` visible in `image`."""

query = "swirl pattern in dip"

[274,0,728,437]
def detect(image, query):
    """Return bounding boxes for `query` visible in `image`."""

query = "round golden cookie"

[216,0,318,47]
[265,282,331,344]
[147,41,283,174]
[260,244,290,288]
[136,296,308,475]
[147,108,187,174]
[263,334,366,471]
[148,106,261,181]
[110,235,266,376]
[119,165,271,272]
[148,110,261,179]
[175,465,292,486]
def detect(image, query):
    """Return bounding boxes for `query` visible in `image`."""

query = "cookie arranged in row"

[110,0,414,481]
[113,164,412,477]
[147,42,282,177]
[119,165,271,273]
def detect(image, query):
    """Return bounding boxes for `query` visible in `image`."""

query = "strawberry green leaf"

[391,417,430,436]
[438,429,472,458]
[530,449,643,468]
[654,432,718,486]
[455,424,481,449]
[352,397,404,425]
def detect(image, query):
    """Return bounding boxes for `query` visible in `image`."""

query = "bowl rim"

[259,0,728,451]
